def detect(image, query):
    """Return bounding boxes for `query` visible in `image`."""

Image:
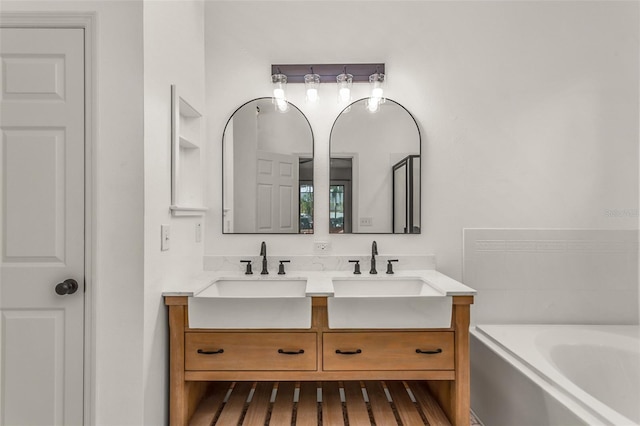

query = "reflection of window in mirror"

[329,158,353,233]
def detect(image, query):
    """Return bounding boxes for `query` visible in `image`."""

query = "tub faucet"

[260,241,268,275]
[370,240,378,274]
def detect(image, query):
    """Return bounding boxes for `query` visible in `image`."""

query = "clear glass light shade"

[367,72,385,112]
[271,73,288,112]
[304,73,320,103]
[336,73,353,103]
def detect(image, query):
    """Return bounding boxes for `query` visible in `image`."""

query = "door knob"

[55,279,79,295]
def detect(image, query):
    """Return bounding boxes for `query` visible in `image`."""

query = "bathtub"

[470,325,640,426]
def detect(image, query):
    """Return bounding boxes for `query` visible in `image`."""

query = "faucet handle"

[278,260,290,275]
[348,260,362,275]
[240,260,253,275]
[386,259,399,274]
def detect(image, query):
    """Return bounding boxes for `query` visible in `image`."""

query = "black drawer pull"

[416,348,443,354]
[335,349,362,355]
[197,349,224,355]
[278,349,305,355]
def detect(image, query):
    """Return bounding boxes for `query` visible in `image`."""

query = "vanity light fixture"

[304,68,320,103]
[367,71,385,113]
[271,71,288,112]
[336,67,353,103]
[271,63,384,105]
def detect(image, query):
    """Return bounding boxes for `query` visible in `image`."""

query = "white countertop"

[162,269,476,298]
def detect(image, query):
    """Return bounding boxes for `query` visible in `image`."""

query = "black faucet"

[260,241,268,275]
[278,260,290,275]
[370,240,378,274]
[240,260,253,275]
[386,259,399,274]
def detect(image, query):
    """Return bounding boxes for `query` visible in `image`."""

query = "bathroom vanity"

[164,273,473,426]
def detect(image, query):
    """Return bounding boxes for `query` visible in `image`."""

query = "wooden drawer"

[323,332,454,371]
[185,332,317,371]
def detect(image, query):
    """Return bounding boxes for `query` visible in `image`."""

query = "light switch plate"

[161,225,170,251]
[195,223,202,243]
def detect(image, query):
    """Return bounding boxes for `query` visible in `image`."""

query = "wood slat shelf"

[189,380,451,426]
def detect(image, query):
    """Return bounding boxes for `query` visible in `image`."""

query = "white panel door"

[256,151,298,233]
[0,28,85,425]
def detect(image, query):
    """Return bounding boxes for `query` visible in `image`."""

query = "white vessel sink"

[332,278,443,297]
[188,278,311,329]
[197,279,307,298]
[328,277,452,329]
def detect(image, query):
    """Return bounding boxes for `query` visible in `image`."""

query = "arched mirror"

[329,98,421,234]
[222,98,314,234]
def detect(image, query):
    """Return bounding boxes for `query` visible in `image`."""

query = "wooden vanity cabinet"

[164,295,473,426]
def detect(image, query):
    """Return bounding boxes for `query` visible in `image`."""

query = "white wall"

[1,1,146,424]
[205,1,639,280]
[143,1,206,425]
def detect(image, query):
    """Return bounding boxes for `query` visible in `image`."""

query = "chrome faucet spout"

[260,241,268,274]
[370,240,378,274]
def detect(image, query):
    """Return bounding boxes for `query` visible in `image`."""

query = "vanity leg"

[452,297,472,426]
[168,303,188,425]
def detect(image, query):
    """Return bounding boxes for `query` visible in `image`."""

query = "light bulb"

[271,72,287,110]
[336,72,353,104]
[367,72,385,113]
[367,98,380,113]
[306,88,319,102]
[339,87,351,103]
[275,98,288,112]
[273,88,285,100]
[304,72,320,103]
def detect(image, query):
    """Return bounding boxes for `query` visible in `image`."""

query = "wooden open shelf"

[190,380,451,426]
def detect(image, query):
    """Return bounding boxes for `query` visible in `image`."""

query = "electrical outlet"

[314,241,331,253]
[161,225,170,251]
[360,217,373,226]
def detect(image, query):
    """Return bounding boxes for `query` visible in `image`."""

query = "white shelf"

[170,205,208,217]
[171,85,206,214]
[178,97,201,118]
[179,135,198,149]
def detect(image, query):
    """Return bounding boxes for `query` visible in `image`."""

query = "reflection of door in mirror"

[393,155,420,233]
[329,158,353,233]
[222,98,314,234]
[256,151,299,233]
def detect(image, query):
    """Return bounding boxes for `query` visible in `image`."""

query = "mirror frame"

[221,97,315,234]
[328,97,421,234]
